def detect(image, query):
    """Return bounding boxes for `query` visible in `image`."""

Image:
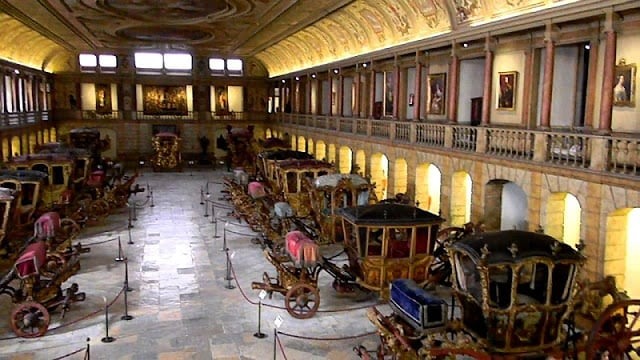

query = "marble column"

[540,27,555,129]
[481,39,494,126]
[598,20,617,133]
[353,71,361,117]
[393,59,400,119]
[413,51,423,121]
[337,73,344,117]
[447,53,459,123]
[369,67,376,118]
[583,36,599,129]
[328,70,334,116]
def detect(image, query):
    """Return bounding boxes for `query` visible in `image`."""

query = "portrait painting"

[427,73,446,115]
[384,71,394,116]
[95,83,112,114]
[613,60,636,107]
[216,86,229,115]
[497,71,517,110]
[143,85,187,115]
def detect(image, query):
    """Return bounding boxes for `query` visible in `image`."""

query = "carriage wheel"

[10,301,51,338]
[285,283,320,319]
[40,252,67,279]
[587,299,640,359]
[89,199,111,218]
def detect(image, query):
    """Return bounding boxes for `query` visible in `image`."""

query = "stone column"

[306,75,312,114]
[447,45,459,123]
[583,35,599,129]
[337,72,344,117]
[413,51,423,121]
[353,71,361,117]
[393,58,400,119]
[540,24,556,129]
[481,37,494,126]
[328,70,334,116]
[369,66,376,118]
[598,11,617,134]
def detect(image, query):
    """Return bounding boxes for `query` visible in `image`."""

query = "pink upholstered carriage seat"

[34,212,61,239]
[15,241,46,279]
[285,230,319,266]
[247,181,266,199]
[86,170,106,187]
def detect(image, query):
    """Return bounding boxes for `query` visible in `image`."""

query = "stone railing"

[0,111,50,127]
[276,114,640,180]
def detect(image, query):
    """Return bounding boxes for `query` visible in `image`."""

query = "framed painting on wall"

[95,84,112,114]
[613,59,636,107]
[384,71,394,116]
[143,85,187,115]
[497,71,517,110]
[427,73,446,115]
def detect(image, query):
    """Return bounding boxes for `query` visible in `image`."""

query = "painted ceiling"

[0,0,585,75]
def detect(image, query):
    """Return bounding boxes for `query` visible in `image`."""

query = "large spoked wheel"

[285,283,320,319]
[587,299,640,359]
[427,227,466,286]
[40,252,67,279]
[10,301,51,338]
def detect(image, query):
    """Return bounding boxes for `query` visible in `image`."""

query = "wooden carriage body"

[448,230,585,354]
[338,204,444,298]
[34,144,92,189]
[7,154,75,207]
[0,188,14,245]
[273,159,334,217]
[151,132,182,172]
[257,150,314,187]
[0,169,47,225]
[309,174,376,244]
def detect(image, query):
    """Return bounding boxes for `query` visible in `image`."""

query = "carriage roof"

[258,150,314,161]
[450,230,584,264]
[35,143,91,157]
[9,153,75,164]
[312,174,369,188]
[276,159,333,171]
[153,132,180,138]
[338,203,445,226]
[260,137,290,150]
[69,127,100,135]
[0,169,48,181]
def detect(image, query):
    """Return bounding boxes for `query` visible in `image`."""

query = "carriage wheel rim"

[10,301,50,338]
[285,283,320,319]
[587,299,640,359]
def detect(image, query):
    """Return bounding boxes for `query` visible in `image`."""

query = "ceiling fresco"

[0,0,590,75]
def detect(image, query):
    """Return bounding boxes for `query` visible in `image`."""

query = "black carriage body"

[448,230,585,354]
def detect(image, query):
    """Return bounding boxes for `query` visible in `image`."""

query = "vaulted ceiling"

[0,0,614,76]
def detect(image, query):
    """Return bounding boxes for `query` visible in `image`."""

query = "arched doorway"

[605,208,640,298]
[355,149,366,176]
[545,192,581,245]
[29,132,37,153]
[2,138,9,161]
[415,163,441,214]
[484,180,528,231]
[370,153,389,200]
[21,134,28,154]
[315,141,326,160]
[11,136,21,156]
[327,144,336,165]
[297,136,306,153]
[37,130,43,145]
[393,158,407,197]
[450,171,472,226]
[339,146,352,174]
[265,128,272,138]
[307,138,314,156]
[43,129,49,143]
[50,127,57,142]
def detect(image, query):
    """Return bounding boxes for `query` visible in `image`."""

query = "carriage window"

[455,253,480,298]
[387,228,411,258]
[21,183,36,205]
[318,170,328,177]
[75,160,87,179]
[357,190,369,206]
[32,164,50,185]
[415,226,430,255]
[516,263,548,304]
[51,166,65,185]
[488,266,512,308]
[551,263,576,305]
[1,182,16,190]
[366,228,383,256]
[285,172,297,193]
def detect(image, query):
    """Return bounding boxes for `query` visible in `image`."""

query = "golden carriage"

[0,169,47,226]
[359,230,639,359]
[151,132,182,172]
[7,153,76,207]
[272,158,334,217]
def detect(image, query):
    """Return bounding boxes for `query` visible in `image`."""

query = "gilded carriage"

[7,153,76,207]
[151,132,182,172]
[0,188,15,247]
[256,149,314,186]
[34,144,92,190]
[0,169,47,225]
[359,230,640,359]
[273,158,334,217]
[308,173,377,244]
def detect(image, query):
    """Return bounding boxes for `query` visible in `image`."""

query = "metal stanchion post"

[224,249,235,290]
[132,202,137,221]
[212,217,220,238]
[124,257,133,292]
[273,329,277,360]
[128,226,134,245]
[121,284,133,321]
[210,202,215,223]
[85,337,91,360]
[206,181,210,195]
[127,204,133,229]
[204,199,210,217]
[146,183,151,198]
[254,291,267,338]
[101,297,115,343]
[150,189,154,208]
[220,222,228,251]
[115,236,124,262]
[200,187,204,205]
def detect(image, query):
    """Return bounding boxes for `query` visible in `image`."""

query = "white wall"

[228,86,243,113]
[536,46,579,127]
[375,72,384,102]
[405,67,416,120]
[501,182,528,230]
[457,59,484,124]
[321,80,330,115]
[492,51,526,125]
[80,83,94,110]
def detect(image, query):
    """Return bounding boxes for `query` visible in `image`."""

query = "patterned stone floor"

[0,169,386,360]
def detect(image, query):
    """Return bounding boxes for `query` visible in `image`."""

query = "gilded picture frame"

[497,71,517,110]
[95,83,112,114]
[613,61,636,108]
[427,73,446,115]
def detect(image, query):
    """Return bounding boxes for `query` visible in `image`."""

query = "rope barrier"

[275,332,289,360]
[211,201,234,210]
[226,250,384,313]
[78,237,119,247]
[277,329,377,341]
[51,346,86,360]
[225,228,259,237]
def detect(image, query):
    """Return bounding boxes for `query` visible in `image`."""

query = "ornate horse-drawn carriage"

[0,169,48,226]
[358,230,639,359]
[151,132,182,172]
[251,203,446,319]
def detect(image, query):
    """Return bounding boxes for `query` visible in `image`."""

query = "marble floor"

[0,169,386,360]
